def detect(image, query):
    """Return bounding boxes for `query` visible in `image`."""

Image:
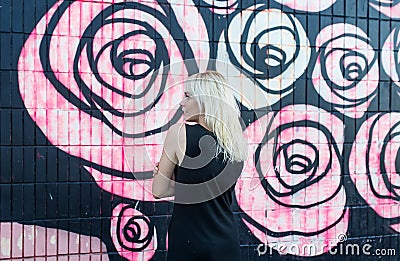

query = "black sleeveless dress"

[167,123,244,261]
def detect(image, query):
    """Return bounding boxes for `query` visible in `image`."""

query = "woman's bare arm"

[152,124,180,199]
[153,162,175,198]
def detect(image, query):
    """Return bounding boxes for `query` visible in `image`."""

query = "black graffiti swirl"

[116,204,154,252]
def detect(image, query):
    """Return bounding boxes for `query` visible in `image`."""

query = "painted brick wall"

[1,0,399,260]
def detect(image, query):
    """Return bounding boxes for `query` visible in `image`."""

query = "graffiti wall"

[1,0,400,260]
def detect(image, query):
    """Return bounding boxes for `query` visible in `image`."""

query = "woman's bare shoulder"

[167,123,185,134]
[163,123,185,160]
[165,123,186,143]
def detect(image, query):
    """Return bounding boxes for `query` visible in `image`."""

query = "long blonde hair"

[184,71,248,162]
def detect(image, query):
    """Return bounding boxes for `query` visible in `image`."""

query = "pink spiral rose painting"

[0,0,398,259]
[18,0,209,202]
[312,23,379,118]
[349,113,400,233]
[217,5,311,108]
[236,104,348,256]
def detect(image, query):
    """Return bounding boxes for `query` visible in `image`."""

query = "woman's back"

[167,123,243,261]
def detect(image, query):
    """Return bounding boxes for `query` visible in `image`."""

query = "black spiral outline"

[273,139,320,191]
[225,5,302,95]
[81,11,167,118]
[366,113,400,202]
[254,119,343,209]
[236,110,346,237]
[116,204,154,252]
[317,33,378,107]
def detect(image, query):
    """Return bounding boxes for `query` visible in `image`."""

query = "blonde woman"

[152,71,247,261]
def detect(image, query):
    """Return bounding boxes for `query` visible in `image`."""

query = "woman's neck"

[185,118,212,132]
